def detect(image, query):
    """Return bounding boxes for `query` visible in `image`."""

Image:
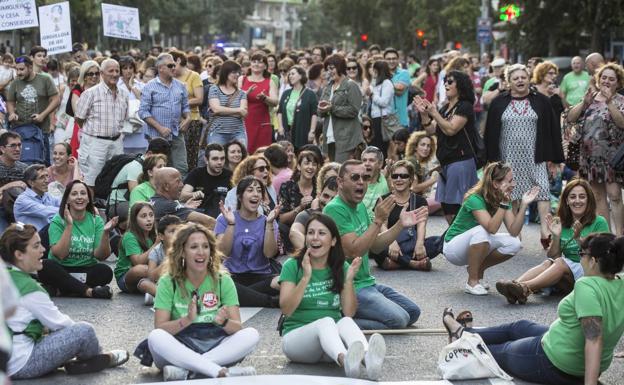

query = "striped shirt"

[139,76,190,139]
[208,85,246,134]
[75,81,128,137]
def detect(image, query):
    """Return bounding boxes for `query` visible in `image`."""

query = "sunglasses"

[390,173,410,180]
[363,125,371,130]
[347,66,358,70]
[445,78,455,85]
[85,71,100,77]
[254,165,269,172]
[349,173,371,182]
[166,63,176,69]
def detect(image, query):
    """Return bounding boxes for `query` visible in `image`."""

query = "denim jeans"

[354,284,420,330]
[468,320,583,385]
[170,134,188,177]
[197,130,248,168]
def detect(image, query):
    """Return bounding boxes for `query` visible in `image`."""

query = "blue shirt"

[13,188,61,230]
[391,68,411,127]
[138,76,190,139]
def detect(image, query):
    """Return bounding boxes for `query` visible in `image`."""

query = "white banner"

[101,3,140,41]
[0,0,38,32]
[38,2,72,55]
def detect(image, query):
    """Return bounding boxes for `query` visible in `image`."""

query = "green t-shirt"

[279,258,347,335]
[560,71,591,106]
[154,273,238,323]
[48,212,104,267]
[6,73,58,133]
[110,159,143,203]
[7,266,46,341]
[362,174,390,221]
[286,88,301,126]
[542,276,624,377]
[323,196,375,289]
[482,77,499,93]
[129,181,156,210]
[445,194,509,242]
[114,232,153,280]
[559,216,609,263]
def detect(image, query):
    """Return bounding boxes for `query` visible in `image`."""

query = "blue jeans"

[354,284,420,330]
[468,320,583,385]
[198,130,247,167]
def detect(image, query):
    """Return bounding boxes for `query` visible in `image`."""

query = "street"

[16,217,624,385]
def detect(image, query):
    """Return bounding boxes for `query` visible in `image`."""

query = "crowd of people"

[0,40,623,385]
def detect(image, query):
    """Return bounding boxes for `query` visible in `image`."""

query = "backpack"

[11,124,45,165]
[93,153,143,201]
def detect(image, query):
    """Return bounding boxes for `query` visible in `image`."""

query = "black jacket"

[484,90,564,163]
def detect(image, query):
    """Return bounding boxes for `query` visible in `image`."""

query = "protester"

[383,48,410,128]
[118,56,148,154]
[264,144,292,195]
[145,222,259,381]
[224,155,277,214]
[361,146,389,220]
[532,61,564,118]
[561,56,591,108]
[47,143,81,195]
[0,132,28,231]
[413,58,440,103]
[13,164,61,230]
[279,213,387,380]
[290,176,338,250]
[67,60,101,158]
[0,258,19,383]
[277,65,318,150]
[224,139,247,172]
[146,215,182,304]
[128,154,167,209]
[405,131,440,213]
[367,60,395,154]
[1,223,129,379]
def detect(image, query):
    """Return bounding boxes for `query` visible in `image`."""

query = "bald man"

[150,167,215,229]
[585,53,606,93]
[560,56,591,107]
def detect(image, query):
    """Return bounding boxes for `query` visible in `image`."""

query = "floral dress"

[579,94,624,184]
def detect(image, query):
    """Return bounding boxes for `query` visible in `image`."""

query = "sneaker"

[464,283,488,296]
[144,293,154,306]
[91,285,113,299]
[226,366,256,377]
[108,350,129,368]
[365,333,386,381]
[163,365,189,381]
[344,340,365,378]
[479,280,490,290]
[64,354,110,375]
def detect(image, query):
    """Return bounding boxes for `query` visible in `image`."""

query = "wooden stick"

[363,328,447,335]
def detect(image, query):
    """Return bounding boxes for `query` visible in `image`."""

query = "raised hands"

[219,201,236,225]
[545,214,562,238]
[521,186,540,206]
[399,205,428,228]
[104,216,119,232]
[267,204,281,223]
[374,195,396,224]
[346,256,362,283]
[301,249,312,279]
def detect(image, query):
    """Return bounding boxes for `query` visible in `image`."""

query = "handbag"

[121,99,144,134]
[378,82,403,141]
[438,331,513,381]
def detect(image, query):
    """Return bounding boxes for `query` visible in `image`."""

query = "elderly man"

[560,56,591,108]
[75,58,128,187]
[149,167,215,229]
[585,52,606,92]
[13,164,61,230]
[139,53,191,176]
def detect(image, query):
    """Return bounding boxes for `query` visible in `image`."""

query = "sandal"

[442,307,464,343]
[507,280,531,305]
[495,280,518,304]
[455,310,473,328]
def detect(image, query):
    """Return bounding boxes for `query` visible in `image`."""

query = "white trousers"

[282,317,367,364]
[443,225,522,266]
[147,327,259,378]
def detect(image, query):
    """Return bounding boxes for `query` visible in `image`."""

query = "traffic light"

[416,29,424,39]
[454,41,462,50]
[499,4,521,21]
[360,34,368,42]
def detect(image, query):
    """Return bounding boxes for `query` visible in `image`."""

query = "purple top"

[215,211,278,274]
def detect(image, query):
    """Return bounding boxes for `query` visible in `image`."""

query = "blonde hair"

[405,131,436,163]
[532,61,558,84]
[316,162,341,193]
[77,60,100,87]
[595,63,624,90]
[504,63,529,83]
[464,162,512,212]
[231,154,272,187]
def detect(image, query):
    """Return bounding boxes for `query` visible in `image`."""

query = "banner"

[101,3,140,41]
[0,0,38,32]
[38,2,72,55]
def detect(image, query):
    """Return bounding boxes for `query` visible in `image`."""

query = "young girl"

[114,202,158,297]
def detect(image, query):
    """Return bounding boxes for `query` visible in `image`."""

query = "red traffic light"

[360,34,368,42]
[416,29,424,38]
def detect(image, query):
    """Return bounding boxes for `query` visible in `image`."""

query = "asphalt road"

[14,217,624,385]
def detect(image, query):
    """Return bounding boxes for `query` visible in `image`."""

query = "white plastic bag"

[437,331,513,381]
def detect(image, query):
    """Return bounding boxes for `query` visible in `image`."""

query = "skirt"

[436,158,478,205]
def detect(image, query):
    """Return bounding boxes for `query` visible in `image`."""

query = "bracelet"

[227,222,235,226]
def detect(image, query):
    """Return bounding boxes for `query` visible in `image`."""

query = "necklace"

[510,99,530,116]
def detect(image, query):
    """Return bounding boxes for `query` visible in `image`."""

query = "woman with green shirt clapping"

[279,213,386,380]
[128,154,167,210]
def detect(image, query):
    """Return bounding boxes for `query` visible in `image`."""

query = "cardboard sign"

[0,0,38,32]
[38,1,72,55]
[101,3,140,41]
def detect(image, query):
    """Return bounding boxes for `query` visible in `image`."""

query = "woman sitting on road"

[279,213,386,380]
[2,224,128,379]
[128,154,167,210]
[47,143,82,198]
[443,162,539,295]
[443,232,624,385]
[405,131,441,214]
[38,180,118,299]
[216,176,281,308]
[146,222,259,381]
[224,155,278,214]
[496,179,609,304]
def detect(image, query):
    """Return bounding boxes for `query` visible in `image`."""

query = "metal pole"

[281,0,287,51]
[480,0,488,56]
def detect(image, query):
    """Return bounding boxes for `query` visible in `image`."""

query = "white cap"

[491,58,506,67]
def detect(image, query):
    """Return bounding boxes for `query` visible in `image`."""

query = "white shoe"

[344,340,365,378]
[479,280,490,290]
[365,333,386,381]
[108,350,129,367]
[144,293,154,306]
[226,366,256,376]
[464,283,488,296]
[163,365,189,381]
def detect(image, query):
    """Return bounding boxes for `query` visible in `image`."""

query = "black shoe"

[91,285,112,299]
[64,354,110,375]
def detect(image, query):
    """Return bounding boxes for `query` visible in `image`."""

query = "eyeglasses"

[390,173,410,180]
[85,71,100,77]
[385,57,399,61]
[166,63,176,69]
[253,165,269,172]
[347,66,358,71]
[445,78,455,85]
[349,173,371,182]
[4,143,22,148]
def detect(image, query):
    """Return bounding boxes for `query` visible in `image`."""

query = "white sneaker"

[464,283,488,296]
[163,365,189,381]
[479,280,491,290]
[108,350,129,367]
[144,293,154,306]
[344,340,365,378]
[226,366,256,376]
[365,333,386,381]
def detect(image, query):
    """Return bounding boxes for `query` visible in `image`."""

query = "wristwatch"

[498,203,510,210]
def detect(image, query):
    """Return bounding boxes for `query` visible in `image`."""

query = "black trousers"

[38,259,113,297]
[232,273,279,308]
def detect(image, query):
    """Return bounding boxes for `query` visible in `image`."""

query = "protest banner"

[101,3,140,41]
[0,0,38,32]
[38,1,72,55]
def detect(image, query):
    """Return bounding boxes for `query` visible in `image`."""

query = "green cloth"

[114,232,153,280]
[277,87,319,149]
[7,266,46,342]
[445,194,509,242]
[560,71,591,106]
[6,73,58,133]
[482,77,498,93]
[154,273,239,323]
[323,196,375,289]
[285,88,301,126]
[542,276,624,376]
[279,258,347,335]
[48,212,103,267]
[129,181,156,210]
[110,159,143,203]
[408,63,421,79]
[362,174,389,221]
[559,216,609,263]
